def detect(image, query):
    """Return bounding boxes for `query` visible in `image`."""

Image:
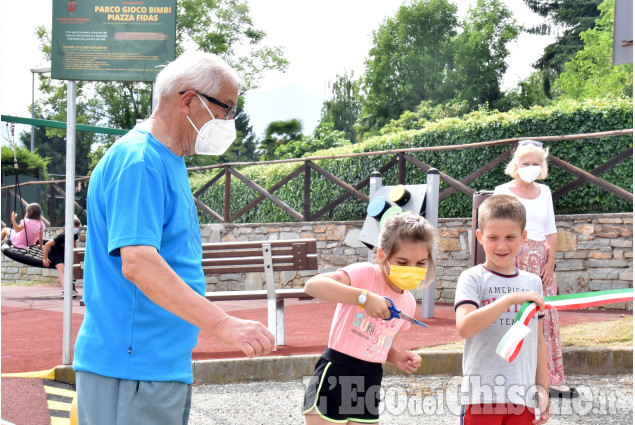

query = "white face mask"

[186,93,236,155]
[517,165,542,183]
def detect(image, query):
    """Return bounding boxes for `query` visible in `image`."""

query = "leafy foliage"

[274,123,351,159]
[554,0,633,99]
[1,146,49,180]
[357,0,459,133]
[257,119,303,161]
[379,100,471,134]
[522,0,603,97]
[31,1,287,174]
[177,0,288,91]
[191,98,633,223]
[319,71,362,142]
[449,0,522,109]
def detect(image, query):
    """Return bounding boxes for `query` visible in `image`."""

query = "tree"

[554,0,633,99]
[31,27,99,177]
[523,0,603,97]
[319,71,362,142]
[499,72,553,110]
[450,0,521,109]
[274,123,351,159]
[258,119,303,161]
[357,0,458,134]
[176,0,288,91]
[34,0,287,172]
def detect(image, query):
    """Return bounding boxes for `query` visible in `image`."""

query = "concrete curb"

[191,347,633,385]
[52,348,633,386]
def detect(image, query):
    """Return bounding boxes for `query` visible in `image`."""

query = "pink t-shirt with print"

[327,262,416,364]
[10,218,45,248]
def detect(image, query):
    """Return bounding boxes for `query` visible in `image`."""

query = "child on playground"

[454,194,551,425]
[303,211,436,424]
[43,215,81,298]
[1,203,45,249]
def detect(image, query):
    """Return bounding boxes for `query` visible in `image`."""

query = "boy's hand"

[43,258,50,267]
[509,290,545,312]
[395,350,421,374]
[533,400,551,424]
[363,293,391,319]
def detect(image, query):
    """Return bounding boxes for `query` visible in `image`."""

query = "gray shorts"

[75,371,192,425]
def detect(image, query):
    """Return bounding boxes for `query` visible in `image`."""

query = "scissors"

[384,297,428,328]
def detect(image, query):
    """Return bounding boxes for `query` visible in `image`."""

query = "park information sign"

[51,0,176,81]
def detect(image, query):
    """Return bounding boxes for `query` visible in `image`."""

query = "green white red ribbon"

[496,288,633,363]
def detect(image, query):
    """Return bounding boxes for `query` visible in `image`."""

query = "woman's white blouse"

[493,182,557,241]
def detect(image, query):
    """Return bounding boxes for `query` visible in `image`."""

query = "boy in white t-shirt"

[455,194,551,425]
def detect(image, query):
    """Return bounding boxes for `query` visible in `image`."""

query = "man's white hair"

[154,52,242,103]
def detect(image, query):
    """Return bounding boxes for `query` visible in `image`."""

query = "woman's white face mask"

[186,93,236,155]
[517,165,542,183]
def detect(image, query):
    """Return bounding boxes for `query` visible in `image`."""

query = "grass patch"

[560,316,632,348]
[418,316,633,351]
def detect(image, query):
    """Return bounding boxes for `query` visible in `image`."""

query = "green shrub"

[1,146,49,180]
[191,98,633,223]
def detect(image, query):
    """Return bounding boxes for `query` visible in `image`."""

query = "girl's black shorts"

[303,348,383,423]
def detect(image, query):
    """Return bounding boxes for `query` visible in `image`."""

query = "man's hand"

[42,258,50,267]
[216,316,276,358]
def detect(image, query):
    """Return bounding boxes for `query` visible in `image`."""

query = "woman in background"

[494,140,577,398]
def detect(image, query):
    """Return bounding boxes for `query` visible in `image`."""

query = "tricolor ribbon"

[496,288,633,363]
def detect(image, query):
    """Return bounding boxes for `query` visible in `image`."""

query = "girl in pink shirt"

[303,211,437,424]
[1,203,45,249]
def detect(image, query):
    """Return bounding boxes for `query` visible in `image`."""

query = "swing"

[1,123,53,269]
[1,238,52,268]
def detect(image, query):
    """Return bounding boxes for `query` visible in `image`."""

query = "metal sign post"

[62,80,77,365]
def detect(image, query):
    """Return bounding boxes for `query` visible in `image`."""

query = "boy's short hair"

[478,195,526,231]
[73,215,81,227]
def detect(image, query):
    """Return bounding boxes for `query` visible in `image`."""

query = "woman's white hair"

[504,142,550,180]
[154,51,242,103]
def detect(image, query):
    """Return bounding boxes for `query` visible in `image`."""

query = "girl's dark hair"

[25,203,42,221]
[375,211,437,288]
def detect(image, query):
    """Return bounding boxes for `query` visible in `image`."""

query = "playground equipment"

[469,190,493,267]
[359,168,439,318]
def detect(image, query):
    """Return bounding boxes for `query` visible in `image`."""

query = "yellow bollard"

[70,395,78,425]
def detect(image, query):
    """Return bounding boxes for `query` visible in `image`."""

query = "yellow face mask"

[385,261,427,291]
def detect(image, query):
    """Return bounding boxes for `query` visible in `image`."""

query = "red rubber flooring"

[1,285,631,424]
[2,285,631,372]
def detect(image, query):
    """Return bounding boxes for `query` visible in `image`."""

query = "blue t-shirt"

[73,127,204,384]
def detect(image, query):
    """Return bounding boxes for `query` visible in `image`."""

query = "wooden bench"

[75,239,318,345]
[201,239,318,345]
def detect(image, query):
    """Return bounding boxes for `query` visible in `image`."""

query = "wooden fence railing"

[188,129,633,223]
[2,129,632,226]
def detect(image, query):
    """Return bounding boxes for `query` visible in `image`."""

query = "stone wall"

[2,214,632,309]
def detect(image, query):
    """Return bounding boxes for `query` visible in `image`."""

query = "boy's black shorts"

[303,348,383,423]
[48,251,65,267]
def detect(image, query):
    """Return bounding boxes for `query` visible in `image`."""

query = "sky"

[0,0,555,143]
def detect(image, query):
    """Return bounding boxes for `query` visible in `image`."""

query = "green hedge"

[190,98,633,223]
[1,146,49,180]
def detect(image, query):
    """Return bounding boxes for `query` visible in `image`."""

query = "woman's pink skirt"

[516,239,565,385]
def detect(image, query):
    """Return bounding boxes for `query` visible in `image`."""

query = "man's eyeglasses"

[179,90,236,120]
[518,140,543,148]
